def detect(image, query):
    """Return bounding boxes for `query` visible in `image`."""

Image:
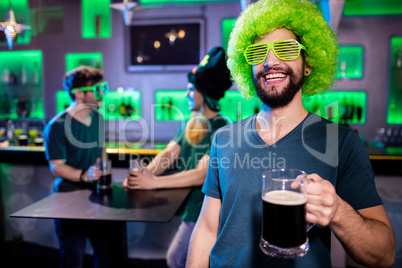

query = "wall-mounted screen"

[126,18,205,72]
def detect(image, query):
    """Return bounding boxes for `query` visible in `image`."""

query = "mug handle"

[307,222,315,232]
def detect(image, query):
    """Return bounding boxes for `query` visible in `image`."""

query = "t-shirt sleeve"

[44,121,67,161]
[336,129,382,210]
[202,133,222,200]
[172,122,186,145]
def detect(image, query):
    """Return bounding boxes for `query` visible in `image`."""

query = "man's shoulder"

[303,113,353,136]
[46,111,68,128]
[215,115,254,135]
[212,115,254,146]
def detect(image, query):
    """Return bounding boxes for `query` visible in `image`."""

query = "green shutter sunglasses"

[71,81,109,100]
[244,39,306,65]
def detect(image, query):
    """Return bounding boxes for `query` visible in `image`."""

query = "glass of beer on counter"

[260,169,309,258]
[98,160,112,190]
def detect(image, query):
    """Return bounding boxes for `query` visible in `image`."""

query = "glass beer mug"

[260,169,311,258]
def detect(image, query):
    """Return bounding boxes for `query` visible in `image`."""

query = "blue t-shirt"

[202,113,382,267]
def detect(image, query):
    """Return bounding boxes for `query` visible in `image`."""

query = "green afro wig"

[227,0,339,98]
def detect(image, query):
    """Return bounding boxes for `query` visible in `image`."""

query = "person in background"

[43,66,109,268]
[123,47,233,268]
[187,0,395,267]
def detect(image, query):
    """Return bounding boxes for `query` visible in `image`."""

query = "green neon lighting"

[222,18,236,52]
[303,91,366,124]
[155,91,191,121]
[344,0,402,16]
[219,91,261,122]
[335,46,364,79]
[57,90,141,120]
[387,37,402,124]
[0,0,31,45]
[155,90,261,122]
[0,51,43,119]
[82,0,111,39]
[65,53,103,72]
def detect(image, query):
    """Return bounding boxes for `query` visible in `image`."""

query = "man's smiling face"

[252,28,310,108]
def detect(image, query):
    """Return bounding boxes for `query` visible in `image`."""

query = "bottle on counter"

[6,119,15,145]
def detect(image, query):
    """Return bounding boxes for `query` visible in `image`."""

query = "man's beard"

[252,66,304,109]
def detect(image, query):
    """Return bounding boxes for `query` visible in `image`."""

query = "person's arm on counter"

[124,154,209,190]
[122,140,181,188]
[49,158,102,183]
[146,140,181,176]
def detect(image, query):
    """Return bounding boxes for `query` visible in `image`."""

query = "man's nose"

[264,49,281,68]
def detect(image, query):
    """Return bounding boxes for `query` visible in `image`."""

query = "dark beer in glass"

[262,190,307,248]
[260,169,309,258]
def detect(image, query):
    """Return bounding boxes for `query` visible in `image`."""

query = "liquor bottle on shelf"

[32,62,40,85]
[396,46,402,69]
[120,98,126,117]
[9,71,17,85]
[167,98,173,119]
[356,98,364,122]
[340,60,347,78]
[346,96,355,122]
[21,65,27,85]
[95,15,101,37]
[126,98,133,117]
[160,97,166,120]
[2,67,10,85]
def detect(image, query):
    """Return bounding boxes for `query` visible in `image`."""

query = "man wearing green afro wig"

[187,0,395,267]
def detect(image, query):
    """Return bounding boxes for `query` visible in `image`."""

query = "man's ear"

[74,89,84,101]
[304,65,313,76]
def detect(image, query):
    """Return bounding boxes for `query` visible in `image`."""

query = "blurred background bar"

[0,0,401,267]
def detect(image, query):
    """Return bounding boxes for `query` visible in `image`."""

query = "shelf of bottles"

[0,0,31,47]
[66,53,103,72]
[303,91,366,124]
[0,51,44,120]
[82,0,111,39]
[155,90,261,122]
[387,37,402,124]
[56,90,141,120]
[335,46,364,79]
[343,0,402,16]
[155,91,191,121]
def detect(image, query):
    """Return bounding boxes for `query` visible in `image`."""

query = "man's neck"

[66,101,93,126]
[255,91,308,146]
[202,103,219,119]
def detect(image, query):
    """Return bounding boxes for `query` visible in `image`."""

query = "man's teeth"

[265,73,287,80]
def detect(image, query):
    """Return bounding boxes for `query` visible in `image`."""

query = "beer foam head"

[263,190,306,205]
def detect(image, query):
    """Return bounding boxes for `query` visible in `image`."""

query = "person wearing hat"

[123,46,232,268]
